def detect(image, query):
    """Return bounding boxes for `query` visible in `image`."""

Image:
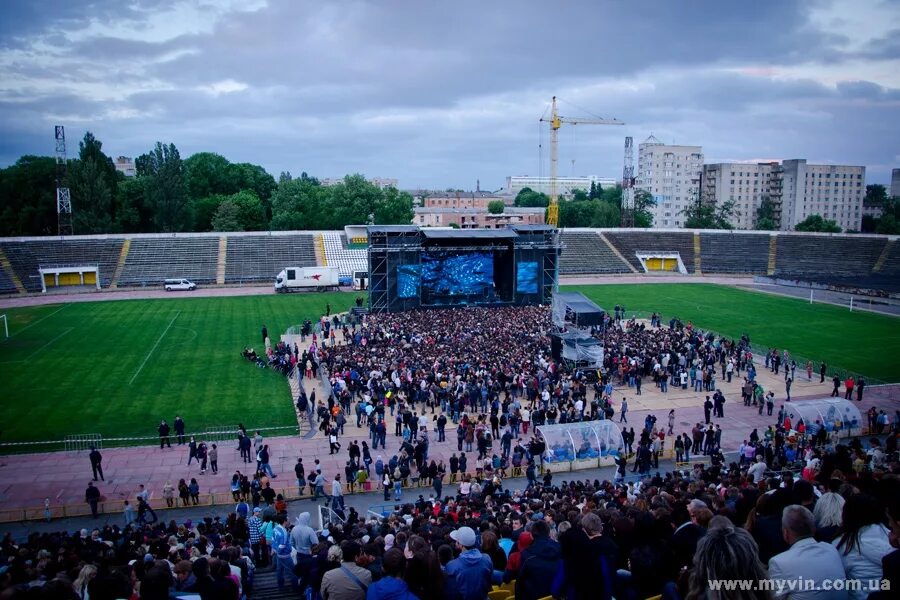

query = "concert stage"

[367,225,560,313]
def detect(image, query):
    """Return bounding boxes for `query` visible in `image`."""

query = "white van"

[164,278,197,291]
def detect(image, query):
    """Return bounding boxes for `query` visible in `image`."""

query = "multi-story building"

[701,162,782,229]
[505,175,617,198]
[702,160,864,231]
[422,191,508,209]
[635,136,703,228]
[780,160,864,231]
[114,156,136,177]
[892,168,900,199]
[413,206,545,228]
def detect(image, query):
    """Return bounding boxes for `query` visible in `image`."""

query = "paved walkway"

[0,359,896,521]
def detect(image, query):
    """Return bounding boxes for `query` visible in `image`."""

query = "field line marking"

[129,310,181,385]
[24,327,74,361]
[4,304,69,340]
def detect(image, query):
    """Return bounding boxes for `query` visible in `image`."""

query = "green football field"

[0,283,897,446]
[565,283,900,383]
[0,292,349,446]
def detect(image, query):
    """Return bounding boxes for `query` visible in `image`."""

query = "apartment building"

[506,175,617,198]
[701,162,782,229]
[635,136,703,228]
[422,191,508,209]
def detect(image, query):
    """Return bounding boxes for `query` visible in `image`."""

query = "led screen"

[396,264,421,298]
[421,251,494,296]
[516,261,538,294]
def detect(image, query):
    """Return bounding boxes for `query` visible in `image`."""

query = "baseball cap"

[253,507,261,513]
[450,526,477,548]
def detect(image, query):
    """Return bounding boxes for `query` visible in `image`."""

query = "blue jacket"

[271,523,292,558]
[366,576,421,600]
[516,536,562,600]
[445,549,492,600]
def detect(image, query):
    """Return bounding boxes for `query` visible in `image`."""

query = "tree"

[487,200,505,214]
[632,189,655,228]
[592,201,620,227]
[211,200,242,232]
[270,176,326,230]
[755,195,777,230]
[278,171,292,184]
[570,188,590,203]
[184,152,232,201]
[864,184,888,209]
[375,187,414,224]
[589,181,597,200]
[681,200,736,230]
[558,199,594,227]
[0,156,57,236]
[794,214,841,233]
[139,142,188,232]
[514,187,550,207]
[71,155,114,233]
[115,178,151,232]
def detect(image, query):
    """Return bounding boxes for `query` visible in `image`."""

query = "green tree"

[190,195,226,231]
[279,171,292,184]
[270,176,326,230]
[71,155,113,233]
[184,152,232,201]
[589,181,597,200]
[558,199,594,227]
[139,142,188,232]
[0,156,57,235]
[487,200,505,214]
[570,188,590,203]
[114,178,151,232]
[681,200,736,229]
[632,189,655,228]
[375,187,414,224]
[211,200,242,232]
[794,214,841,233]
[864,184,888,209]
[876,213,900,234]
[755,195,777,230]
[514,187,550,207]
[592,201,621,227]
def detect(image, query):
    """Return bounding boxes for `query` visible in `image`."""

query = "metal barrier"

[64,433,102,453]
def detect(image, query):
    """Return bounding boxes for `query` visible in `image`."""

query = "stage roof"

[367,225,420,234]
[421,229,517,240]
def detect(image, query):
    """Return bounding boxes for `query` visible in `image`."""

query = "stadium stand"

[875,239,900,277]
[322,232,367,277]
[0,265,17,294]
[604,231,696,273]
[774,234,887,276]
[558,230,632,275]
[699,232,770,274]
[118,237,218,287]
[0,239,124,292]
[225,234,317,284]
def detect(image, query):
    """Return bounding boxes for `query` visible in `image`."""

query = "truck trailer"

[274,266,340,292]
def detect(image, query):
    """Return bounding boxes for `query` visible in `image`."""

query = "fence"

[64,433,102,453]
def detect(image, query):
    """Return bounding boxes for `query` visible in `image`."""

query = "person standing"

[85,482,101,518]
[158,420,171,449]
[844,376,855,400]
[831,375,841,397]
[446,526,493,600]
[820,362,827,383]
[261,324,268,344]
[271,514,297,591]
[619,398,628,423]
[856,377,866,402]
[208,443,218,474]
[294,458,305,491]
[88,446,104,481]
[786,377,792,402]
[173,416,185,445]
[187,437,198,465]
[331,474,345,515]
[667,409,675,435]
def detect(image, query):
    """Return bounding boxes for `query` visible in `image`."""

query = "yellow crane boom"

[540,96,624,226]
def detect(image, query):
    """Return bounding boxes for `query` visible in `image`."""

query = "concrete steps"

[767,236,777,275]
[216,236,227,285]
[108,238,131,289]
[0,246,26,293]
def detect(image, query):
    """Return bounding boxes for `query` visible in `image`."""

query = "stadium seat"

[489,590,510,600]
[559,231,632,275]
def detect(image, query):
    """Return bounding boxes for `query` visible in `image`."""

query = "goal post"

[0,314,7,339]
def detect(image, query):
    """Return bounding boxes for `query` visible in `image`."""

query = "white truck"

[274,266,341,292]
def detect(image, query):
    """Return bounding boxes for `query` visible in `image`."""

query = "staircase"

[216,236,228,285]
[108,239,131,289]
[250,566,297,600]
[0,246,26,294]
[693,232,702,275]
[598,232,637,273]
[315,234,328,266]
[872,239,895,273]
[767,236,778,276]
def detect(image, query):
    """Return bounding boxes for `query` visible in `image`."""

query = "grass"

[0,292,349,446]
[566,283,900,383]
[1,283,897,447]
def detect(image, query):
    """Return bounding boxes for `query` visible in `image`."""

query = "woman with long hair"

[403,534,445,600]
[73,564,97,600]
[832,493,893,600]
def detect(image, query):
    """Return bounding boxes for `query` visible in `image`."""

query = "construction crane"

[540,96,624,226]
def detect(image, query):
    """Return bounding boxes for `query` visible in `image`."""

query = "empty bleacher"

[118,237,218,286]
[604,231,696,273]
[699,233,770,274]
[225,234,317,284]
[0,239,124,292]
[322,232,367,277]
[559,231,632,275]
[875,240,900,277]
[774,235,887,277]
[0,267,17,294]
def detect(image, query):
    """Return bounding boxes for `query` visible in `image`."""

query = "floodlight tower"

[55,125,73,236]
[620,136,635,228]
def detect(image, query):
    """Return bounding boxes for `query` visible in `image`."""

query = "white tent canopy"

[784,398,863,438]
[537,420,624,464]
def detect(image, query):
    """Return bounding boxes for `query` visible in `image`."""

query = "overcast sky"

[0,0,898,190]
